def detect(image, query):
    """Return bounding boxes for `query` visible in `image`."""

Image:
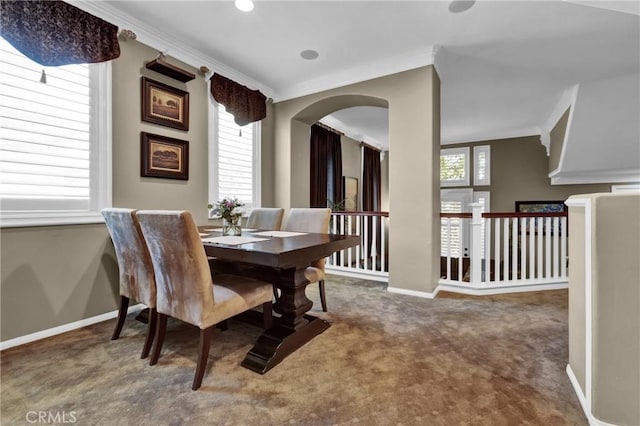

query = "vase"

[222,216,241,236]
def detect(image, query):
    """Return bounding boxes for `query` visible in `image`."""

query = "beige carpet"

[1,277,586,425]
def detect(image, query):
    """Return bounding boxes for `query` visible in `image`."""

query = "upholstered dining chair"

[245,207,285,231]
[101,208,157,359]
[136,210,273,391]
[282,208,332,312]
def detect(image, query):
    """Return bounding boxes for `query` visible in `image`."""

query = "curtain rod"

[360,141,382,152]
[314,122,344,136]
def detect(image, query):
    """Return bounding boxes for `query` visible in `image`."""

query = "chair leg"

[262,301,273,329]
[192,326,213,391]
[319,280,327,312]
[150,313,168,366]
[111,295,129,340]
[141,308,157,359]
[272,285,279,302]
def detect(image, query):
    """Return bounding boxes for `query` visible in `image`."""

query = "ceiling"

[95,1,639,152]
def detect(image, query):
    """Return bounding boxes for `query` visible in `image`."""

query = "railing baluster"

[561,216,567,278]
[494,218,501,283]
[381,216,386,273]
[537,217,543,279]
[553,217,559,278]
[520,218,527,280]
[484,217,491,284]
[545,217,552,279]
[504,218,510,281]
[356,215,361,271]
[512,218,518,281]
[363,215,369,271]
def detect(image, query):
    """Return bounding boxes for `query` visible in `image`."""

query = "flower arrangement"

[208,197,244,221]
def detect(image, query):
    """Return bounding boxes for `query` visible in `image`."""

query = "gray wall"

[444,136,612,212]
[567,192,640,425]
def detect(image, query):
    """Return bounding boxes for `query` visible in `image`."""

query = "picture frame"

[343,176,358,212]
[141,77,189,131]
[515,200,567,235]
[140,132,189,180]
[515,200,567,214]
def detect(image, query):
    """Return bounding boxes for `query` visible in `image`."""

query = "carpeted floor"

[1,277,586,425]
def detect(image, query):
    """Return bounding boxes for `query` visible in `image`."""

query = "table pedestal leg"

[241,267,330,374]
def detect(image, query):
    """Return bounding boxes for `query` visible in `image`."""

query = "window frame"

[473,145,491,186]
[440,146,470,187]
[207,99,261,218]
[0,58,112,228]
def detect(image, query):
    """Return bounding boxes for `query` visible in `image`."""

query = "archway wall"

[273,65,441,293]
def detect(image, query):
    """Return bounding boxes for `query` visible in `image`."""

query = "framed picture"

[141,77,189,130]
[343,177,358,212]
[140,132,189,180]
[515,200,567,213]
[516,200,567,235]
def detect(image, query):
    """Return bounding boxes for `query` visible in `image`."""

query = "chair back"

[136,210,214,328]
[102,208,156,308]
[246,207,285,230]
[283,208,331,270]
[283,208,331,233]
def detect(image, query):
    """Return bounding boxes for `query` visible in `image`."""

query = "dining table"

[200,227,360,374]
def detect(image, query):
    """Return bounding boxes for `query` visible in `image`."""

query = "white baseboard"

[0,304,145,351]
[387,282,568,299]
[387,286,439,299]
[436,282,568,296]
[566,363,620,426]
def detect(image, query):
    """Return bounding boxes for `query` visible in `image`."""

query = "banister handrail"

[331,211,389,217]
[440,211,567,219]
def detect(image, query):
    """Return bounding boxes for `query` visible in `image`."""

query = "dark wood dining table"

[200,228,360,374]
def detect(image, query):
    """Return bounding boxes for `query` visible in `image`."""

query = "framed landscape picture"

[141,77,189,130]
[515,200,567,213]
[140,132,189,180]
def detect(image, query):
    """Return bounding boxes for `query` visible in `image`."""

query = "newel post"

[470,203,483,286]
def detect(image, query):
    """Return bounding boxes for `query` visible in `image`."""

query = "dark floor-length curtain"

[310,124,342,208]
[362,146,382,266]
[362,146,381,211]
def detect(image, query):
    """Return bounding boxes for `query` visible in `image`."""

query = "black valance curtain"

[310,124,343,208]
[210,73,267,126]
[362,146,381,212]
[0,0,120,66]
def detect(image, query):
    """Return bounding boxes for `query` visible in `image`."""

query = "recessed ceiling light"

[300,49,319,60]
[235,0,254,12]
[448,0,475,13]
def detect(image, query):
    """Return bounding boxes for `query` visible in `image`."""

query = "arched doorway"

[272,66,441,294]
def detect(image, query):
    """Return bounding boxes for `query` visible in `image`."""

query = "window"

[0,36,111,227]
[473,191,491,258]
[208,102,260,216]
[440,147,469,187]
[473,145,491,185]
[441,188,472,257]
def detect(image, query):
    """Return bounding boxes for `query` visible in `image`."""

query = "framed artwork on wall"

[141,77,189,130]
[343,177,358,212]
[140,132,189,180]
[515,200,567,213]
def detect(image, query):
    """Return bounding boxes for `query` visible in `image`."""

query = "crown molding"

[550,168,640,185]
[441,128,541,145]
[70,1,275,99]
[273,45,437,102]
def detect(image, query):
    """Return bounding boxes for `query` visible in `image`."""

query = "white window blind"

[209,103,260,215]
[440,147,470,187]
[473,191,491,258]
[0,36,111,227]
[473,145,491,185]
[441,189,472,257]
